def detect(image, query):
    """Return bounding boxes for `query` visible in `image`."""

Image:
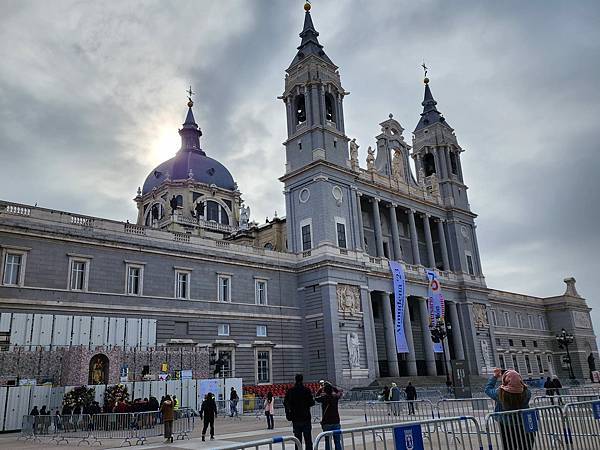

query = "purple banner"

[389,260,408,353]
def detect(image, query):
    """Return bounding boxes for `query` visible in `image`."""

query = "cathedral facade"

[0,5,597,388]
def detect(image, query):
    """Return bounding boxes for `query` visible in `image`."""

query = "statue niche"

[89,354,109,385]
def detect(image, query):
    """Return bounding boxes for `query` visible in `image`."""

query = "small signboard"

[592,371,600,383]
[522,410,538,433]
[181,369,193,380]
[592,401,600,420]
[120,365,129,382]
[393,424,424,450]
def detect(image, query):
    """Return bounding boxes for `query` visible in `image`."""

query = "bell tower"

[281,2,350,173]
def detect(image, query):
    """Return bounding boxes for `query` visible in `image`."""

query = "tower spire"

[289,2,334,68]
[414,70,450,132]
[179,87,204,154]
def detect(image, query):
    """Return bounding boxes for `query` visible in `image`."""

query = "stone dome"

[142,149,235,194]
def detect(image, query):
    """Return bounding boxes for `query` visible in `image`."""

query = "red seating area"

[244,382,321,398]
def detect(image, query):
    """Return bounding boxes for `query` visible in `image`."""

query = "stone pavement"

[0,409,367,450]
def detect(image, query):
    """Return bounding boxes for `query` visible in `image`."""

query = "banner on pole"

[389,260,408,353]
[427,270,445,353]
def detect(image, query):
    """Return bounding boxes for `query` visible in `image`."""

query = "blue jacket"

[484,376,531,413]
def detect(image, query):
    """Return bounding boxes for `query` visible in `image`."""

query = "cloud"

[1,0,599,340]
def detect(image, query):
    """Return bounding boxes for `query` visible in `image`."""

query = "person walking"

[200,393,218,441]
[160,395,174,443]
[229,387,240,417]
[551,376,563,405]
[390,382,401,416]
[405,382,417,415]
[315,382,343,450]
[264,391,275,430]
[284,374,315,450]
[544,377,555,405]
[485,368,534,450]
[381,386,390,402]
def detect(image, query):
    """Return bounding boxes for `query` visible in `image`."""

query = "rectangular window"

[465,253,475,275]
[336,222,347,249]
[525,355,532,374]
[2,253,23,286]
[255,279,267,305]
[536,355,543,373]
[512,355,519,371]
[126,265,143,296]
[69,259,89,291]
[256,325,267,337]
[257,350,271,383]
[495,338,502,347]
[533,340,538,348]
[218,324,230,336]
[491,310,498,327]
[508,339,514,347]
[539,315,546,330]
[504,311,510,327]
[517,314,524,328]
[175,271,190,299]
[521,340,526,347]
[217,350,233,378]
[218,275,231,302]
[301,224,312,251]
[528,315,534,329]
[499,354,506,370]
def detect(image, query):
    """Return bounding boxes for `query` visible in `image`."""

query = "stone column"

[407,209,421,265]
[404,300,418,376]
[447,302,465,360]
[361,287,379,378]
[355,192,365,251]
[445,148,453,177]
[381,292,400,377]
[372,198,385,257]
[436,219,450,271]
[418,297,437,376]
[423,214,436,268]
[437,146,448,180]
[388,204,402,261]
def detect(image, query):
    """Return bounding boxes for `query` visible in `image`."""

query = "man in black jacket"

[284,374,315,450]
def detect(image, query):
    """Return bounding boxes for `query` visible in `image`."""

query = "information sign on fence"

[522,410,538,433]
[593,400,600,420]
[393,424,424,450]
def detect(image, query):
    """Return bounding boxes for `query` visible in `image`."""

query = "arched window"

[325,93,335,122]
[175,195,183,207]
[221,210,229,225]
[449,151,458,175]
[295,95,306,125]
[423,153,436,177]
[206,201,219,222]
[264,243,274,250]
[145,203,164,225]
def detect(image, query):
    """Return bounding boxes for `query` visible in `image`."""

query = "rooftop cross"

[186,86,195,107]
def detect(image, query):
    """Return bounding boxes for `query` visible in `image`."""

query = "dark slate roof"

[288,10,334,69]
[142,106,236,194]
[414,82,451,132]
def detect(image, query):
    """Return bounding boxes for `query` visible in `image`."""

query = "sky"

[1,1,599,331]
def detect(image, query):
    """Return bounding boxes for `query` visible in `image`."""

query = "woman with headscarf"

[485,368,534,450]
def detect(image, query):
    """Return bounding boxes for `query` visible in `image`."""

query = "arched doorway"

[89,354,109,385]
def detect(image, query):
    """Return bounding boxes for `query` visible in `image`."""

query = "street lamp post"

[556,328,576,380]
[430,319,452,385]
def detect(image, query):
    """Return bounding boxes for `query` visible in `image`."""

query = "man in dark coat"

[405,382,417,415]
[284,374,315,450]
[200,393,218,441]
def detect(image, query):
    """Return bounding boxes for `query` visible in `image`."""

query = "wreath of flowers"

[104,384,130,410]
[62,386,95,410]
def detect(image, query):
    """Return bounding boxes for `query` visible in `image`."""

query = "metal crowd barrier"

[563,400,600,450]
[532,394,600,408]
[314,416,484,450]
[436,398,495,430]
[20,409,194,446]
[485,405,565,450]
[213,435,302,450]
[364,400,435,425]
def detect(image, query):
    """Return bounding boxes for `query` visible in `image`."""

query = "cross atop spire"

[414,71,451,132]
[288,2,334,69]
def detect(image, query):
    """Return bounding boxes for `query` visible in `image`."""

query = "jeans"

[321,423,343,450]
[292,421,313,450]
[265,412,274,429]
[230,400,238,416]
[408,401,415,415]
